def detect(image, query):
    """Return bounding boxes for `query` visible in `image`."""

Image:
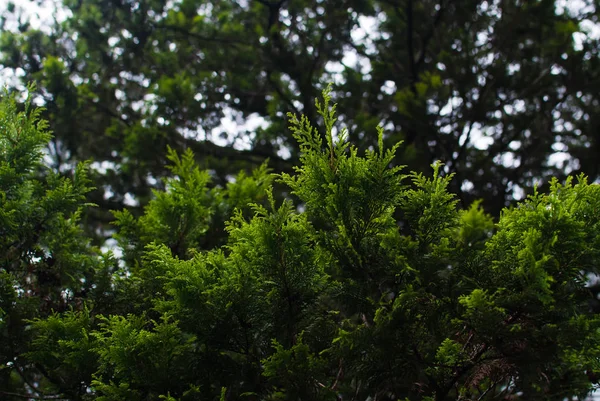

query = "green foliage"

[262,337,334,401]
[0,86,50,178]
[26,308,97,394]
[3,0,599,241]
[91,313,195,401]
[0,87,113,399]
[3,86,600,401]
[458,200,494,247]
[113,146,273,263]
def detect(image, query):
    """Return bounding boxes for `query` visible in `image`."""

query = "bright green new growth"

[2,86,600,401]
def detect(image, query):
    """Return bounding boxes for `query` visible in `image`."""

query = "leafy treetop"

[1,87,600,401]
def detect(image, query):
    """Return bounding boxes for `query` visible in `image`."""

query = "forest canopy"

[2,85,600,400]
[1,0,600,234]
[2,0,600,399]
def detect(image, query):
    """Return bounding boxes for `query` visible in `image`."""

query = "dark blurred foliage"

[1,0,600,239]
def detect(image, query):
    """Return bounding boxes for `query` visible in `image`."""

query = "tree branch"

[415,0,447,69]
[406,0,418,93]
[154,23,254,46]
[266,70,302,117]
[308,28,329,83]
[183,136,295,174]
[0,391,69,400]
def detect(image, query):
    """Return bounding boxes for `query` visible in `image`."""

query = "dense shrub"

[2,87,600,400]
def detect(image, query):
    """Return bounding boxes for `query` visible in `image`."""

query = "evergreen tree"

[0,86,112,398]
[2,0,599,236]
[2,86,600,400]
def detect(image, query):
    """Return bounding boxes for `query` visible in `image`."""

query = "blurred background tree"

[1,0,599,241]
